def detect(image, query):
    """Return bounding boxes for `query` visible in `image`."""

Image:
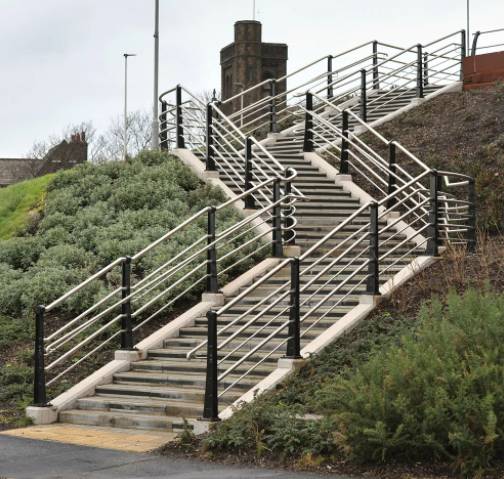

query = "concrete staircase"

[59,110,424,432]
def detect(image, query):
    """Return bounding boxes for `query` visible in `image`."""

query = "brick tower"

[220,21,288,115]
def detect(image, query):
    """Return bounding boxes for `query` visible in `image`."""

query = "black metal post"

[372,41,380,90]
[269,80,277,133]
[416,44,424,99]
[286,258,301,359]
[423,53,429,87]
[327,56,334,99]
[462,30,468,80]
[468,178,477,253]
[33,305,47,406]
[203,310,220,421]
[206,207,219,293]
[303,92,314,153]
[360,69,367,121]
[471,31,480,57]
[121,256,134,350]
[340,110,350,174]
[160,101,168,150]
[427,171,440,256]
[386,141,397,208]
[244,137,255,209]
[206,103,216,171]
[366,202,380,295]
[175,85,185,149]
[272,179,283,258]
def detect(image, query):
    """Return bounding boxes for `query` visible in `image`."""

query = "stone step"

[94,383,235,403]
[76,395,203,418]
[113,370,263,391]
[60,409,187,432]
[131,359,274,377]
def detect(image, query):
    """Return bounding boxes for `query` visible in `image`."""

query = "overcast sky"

[1,0,503,157]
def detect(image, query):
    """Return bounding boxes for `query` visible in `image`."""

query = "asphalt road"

[0,435,336,479]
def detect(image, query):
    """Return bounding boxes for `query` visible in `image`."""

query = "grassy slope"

[0,175,54,239]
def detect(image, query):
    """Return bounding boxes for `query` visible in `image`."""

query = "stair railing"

[32,174,299,407]
[219,41,403,138]
[308,31,466,124]
[471,28,504,56]
[195,95,477,421]
[302,92,475,245]
[159,85,206,152]
[196,165,475,421]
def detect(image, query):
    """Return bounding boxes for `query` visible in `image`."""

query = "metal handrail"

[471,28,504,56]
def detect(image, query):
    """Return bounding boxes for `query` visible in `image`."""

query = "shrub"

[318,290,504,475]
[204,399,335,459]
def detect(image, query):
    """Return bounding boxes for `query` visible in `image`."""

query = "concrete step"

[76,395,202,418]
[94,383,240,403]
[113,370,264,390]
[60,409,187,432]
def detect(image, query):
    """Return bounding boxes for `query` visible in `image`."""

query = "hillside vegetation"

[0,151,257,428]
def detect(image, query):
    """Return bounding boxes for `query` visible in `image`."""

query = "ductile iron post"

[203,310,220,421]
[175,85,185,149]
[468,178,477,253]
[206,103,216,171]
[372,41,380,90]
[386,141,397,208]
[206,207,219,293]
[327,56,334,99]
[303,92,314,153]
[340,110,350,175]
[160,101,168,150]
[244,137,256,209]
[427,171,440,256]
[33,305,47,406]
[360,69,367,121]
[366,202,381,296]
[121,256,134,350]
[272,179,284,258]
[286,257,301,359]
[416,45,424,99]
[269,80,277,133]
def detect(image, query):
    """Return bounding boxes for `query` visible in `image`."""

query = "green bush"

[317,290,504,475]
[204,399,335,459]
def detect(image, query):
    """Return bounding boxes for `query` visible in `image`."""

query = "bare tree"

[27,111,153,164]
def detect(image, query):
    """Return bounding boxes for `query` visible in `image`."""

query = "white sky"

[1,0,503,156]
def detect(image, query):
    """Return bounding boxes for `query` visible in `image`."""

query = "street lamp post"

[466,0,470,52]
[152,0,160,150]
[123,53,137,162]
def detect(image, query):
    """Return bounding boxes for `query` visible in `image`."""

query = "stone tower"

[220,21,288,114]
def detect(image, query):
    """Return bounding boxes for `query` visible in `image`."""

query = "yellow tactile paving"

[0,424,177,453]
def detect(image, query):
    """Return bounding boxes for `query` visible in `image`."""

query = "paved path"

[0,435,335,479]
